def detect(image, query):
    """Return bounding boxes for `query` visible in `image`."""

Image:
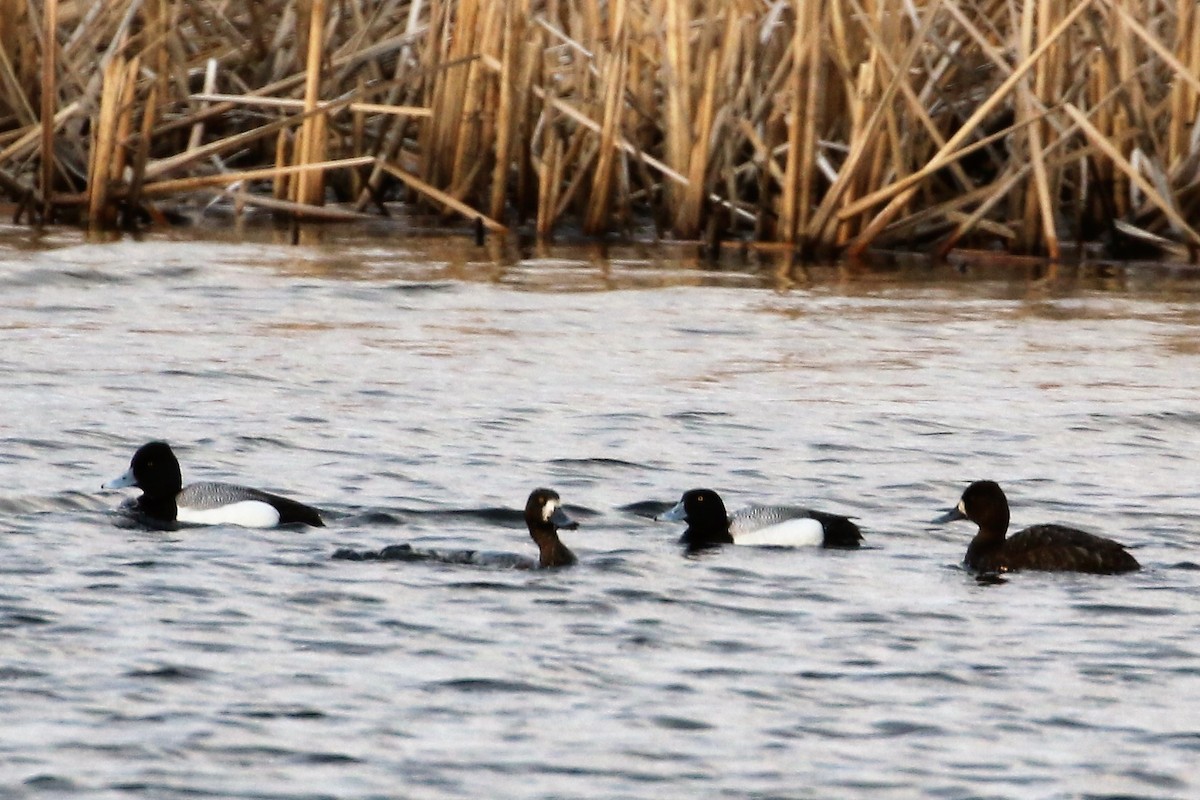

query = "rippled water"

[2,222,1199,799]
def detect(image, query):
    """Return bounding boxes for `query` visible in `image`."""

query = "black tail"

[263,493,326,527]
[810,511,863,549]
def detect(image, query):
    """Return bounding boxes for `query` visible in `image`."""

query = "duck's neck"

[530,528,576,568]
[965,523,1007,568]
[681,520,734,546]
[137,492,178,522]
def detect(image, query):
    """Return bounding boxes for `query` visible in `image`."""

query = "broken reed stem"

[39,0,57,218]
[583,0,627,235]
[295,0,328,207]
[1,0,1198,257]
[87,56,124,227]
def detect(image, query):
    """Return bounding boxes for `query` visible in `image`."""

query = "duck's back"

[333,544,538,570]
[178,481,325,527]
[728,505,862,548]
[970,524,1140,574]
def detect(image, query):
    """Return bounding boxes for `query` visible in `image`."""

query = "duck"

[332,488,580,569]
[103,441,325,528]
[934,480,1139,574]
[656,488,862,550]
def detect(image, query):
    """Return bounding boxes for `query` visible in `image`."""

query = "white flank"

[177,500,281,528]
[732,517,825,547]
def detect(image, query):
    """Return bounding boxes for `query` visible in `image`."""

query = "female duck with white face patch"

[333,488,580,569]
[935,480,1139,575]
[657,488,863,551]
[103,441,325,529]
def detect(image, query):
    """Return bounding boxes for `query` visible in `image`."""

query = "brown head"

[524,488,579,568]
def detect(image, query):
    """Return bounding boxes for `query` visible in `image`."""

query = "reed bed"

[1,0,1198,257]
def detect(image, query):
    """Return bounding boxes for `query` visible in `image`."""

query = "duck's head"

[103,441,183,496]
[656,488,729,527]
[525,488,578,533]
[934,480,1010,534]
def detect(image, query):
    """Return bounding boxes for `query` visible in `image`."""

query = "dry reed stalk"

[421,0,475,189]
[1063,103,1200,247]
[844,0,1100,257]
[0,2,38,129]
[85,155,377,200]
[1017,0,1058,258]
[797,0,823,242]
[452,0,498,205]
[86,56,125,226]
[1,0,1198,253]
[550,125,596,222]
[583,0,627,234]
[661,0,691,215]
[295,0,328,207]
[778,22,802,243]
[524,79,690,187]
[674,49,716,237]
[1167,0,1190,165]
[187,59,218,155]
[39,0,56,216]
[537,127,563,238]
[350,76,366,200]
[807,0,946,245]
[190,93,432,118]
[509,37,540,221]
[832,0,974,242]
[487,0,516,222]
[0,100,79,166]
[111,57,138,183]
[214,192,376,221]
[143,0,168,110]
[377,157,506,231]
[126,81,156,217]
[935,108,1096,255]
[273,130,290,200]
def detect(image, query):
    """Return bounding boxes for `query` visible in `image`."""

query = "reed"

[0,0,1197,257]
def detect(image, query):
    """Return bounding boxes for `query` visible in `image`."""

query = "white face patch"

[957,499,967,515]
[542,498,559,522]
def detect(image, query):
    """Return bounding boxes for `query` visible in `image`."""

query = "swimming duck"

[934,480,1139,574]
[103,441,325,528]
[333,488,580,569]
[656,488,862,549]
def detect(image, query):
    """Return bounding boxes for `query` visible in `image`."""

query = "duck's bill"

[655,499,686,523]
[102,468,136,490]
[551,506,579,531]
[932,507,966,524]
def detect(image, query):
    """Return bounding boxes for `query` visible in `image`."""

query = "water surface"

[1,223,1198,798]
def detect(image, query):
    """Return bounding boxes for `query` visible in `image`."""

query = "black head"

[657,488,733,546]
[104,441,184,497]
[102,441,185,525]
[934,480,1011,536]
[524,488,578,568]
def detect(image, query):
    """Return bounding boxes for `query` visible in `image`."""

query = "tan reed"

[0,0,1196,258]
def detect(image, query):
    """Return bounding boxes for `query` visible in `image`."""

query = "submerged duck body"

[103,441,325,528]
[935,480,1139,575]
[333,488,580,569]
[656,488,862,550]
